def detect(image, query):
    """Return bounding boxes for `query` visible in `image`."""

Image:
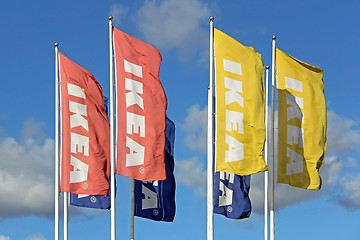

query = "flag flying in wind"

[70,98,114,209]
[214,28,268,175]
[59,52,110,196]
[113,27,167,181]
[213,171,251,219]
[276,48,327,190]
[134,117,176,222]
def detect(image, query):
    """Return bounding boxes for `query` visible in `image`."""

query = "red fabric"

[113,27,167,181]
[60,52,110,196]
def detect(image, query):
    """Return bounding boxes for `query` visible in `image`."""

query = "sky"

[1,0,360,239]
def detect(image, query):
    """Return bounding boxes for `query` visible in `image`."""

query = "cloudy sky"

[1,0,360,239]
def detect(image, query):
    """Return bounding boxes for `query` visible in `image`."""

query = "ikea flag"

[276,48,327,190]
[134,117,176,221]
[214,28,268,176]
[213,172,251,219]
[70,98,114,209]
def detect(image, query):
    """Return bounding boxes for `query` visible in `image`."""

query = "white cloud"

[134,0,210,60]
[109,3,128,26]
[26,235,46,240]
[0,121,54,218]
[175,157,206,187]
[181,104,207,153]
[0,236,11,240]
[327,110,360,154]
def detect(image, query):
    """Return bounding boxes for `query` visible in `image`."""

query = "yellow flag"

[276,48,327,190]
[214,28,268,175]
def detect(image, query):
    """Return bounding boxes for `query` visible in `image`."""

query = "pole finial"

[272,36,276,40]
[210,16,214,21]
[266,65,270,70]
[54,42,59,47]
[109,15,113,21]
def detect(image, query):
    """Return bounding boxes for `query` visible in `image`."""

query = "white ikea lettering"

[125,78,144,109]
[67,83,90,184]
[286,148,303,175]
[67,83,86,99]
[69,155,89,183]
[223,59,244,163]
[124,60,146,168]
[223,59,242,75]
[225,134,244,162]
[69,101,88,131]
[126,136,145,167]
[218,172,235,206]
[142,184,158,210]
[286,94,304,123]
[285,77,303,92]
[226,110,244,134]
[127,112,145,137]
[124,59,143,78]
[70,132,89,156]
[285,77,305,176]
[225,77,243,107]
[287,125,304,148]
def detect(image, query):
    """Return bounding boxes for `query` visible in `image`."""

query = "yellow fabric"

[214,28,268,175]
[276,48,327,190]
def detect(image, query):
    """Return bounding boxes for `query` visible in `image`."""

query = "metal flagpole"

[109,15,116,240]
[64,193,68,240]
[130,179,135,240]
[54,42,60,240]
[264,65,270,240]
[207,16,215,240]
[270,36,276,240]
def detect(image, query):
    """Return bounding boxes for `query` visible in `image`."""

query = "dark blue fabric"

[213,172,251,219]
[134,117,176,222]
[69,178,115,210]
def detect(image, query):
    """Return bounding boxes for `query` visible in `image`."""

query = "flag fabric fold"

[214,28,268,176]
[276,48,327,190]
[69,178,114,210]
[113,27,167,181]
[213,172,251,219]
[70,98,114,209]
[59,52,110,196]
[134,117,176,221]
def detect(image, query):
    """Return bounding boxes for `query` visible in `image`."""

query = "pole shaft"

[54,43,60,240]
[270,36,276,240]
[207,16,214,240]
[264,66,270,240]
[109,16,116,240]
[64,192,68,240]
[130,179,135,240]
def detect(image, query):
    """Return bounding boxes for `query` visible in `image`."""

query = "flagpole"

[64,193,68,240]
[264,65,270,240]
[207,16,215,240]
[270,36,276,240]
[54,42,60,240]
[109,15,116,240]
[130,179,135,240]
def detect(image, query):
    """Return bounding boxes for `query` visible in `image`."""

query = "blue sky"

[1,0,360,239]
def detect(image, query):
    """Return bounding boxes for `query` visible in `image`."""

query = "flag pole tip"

[109,15,113,20]
[210,16,214,21]
[54,42,59,47]
[266,65,270,70]
[272,36,276,40]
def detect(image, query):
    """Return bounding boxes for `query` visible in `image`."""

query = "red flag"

[113,27,167,181]
[59,52,110,196]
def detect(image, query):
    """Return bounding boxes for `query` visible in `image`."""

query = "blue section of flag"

[134,117,176,222]
[213,172,251,219]
[69,178,115,210]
